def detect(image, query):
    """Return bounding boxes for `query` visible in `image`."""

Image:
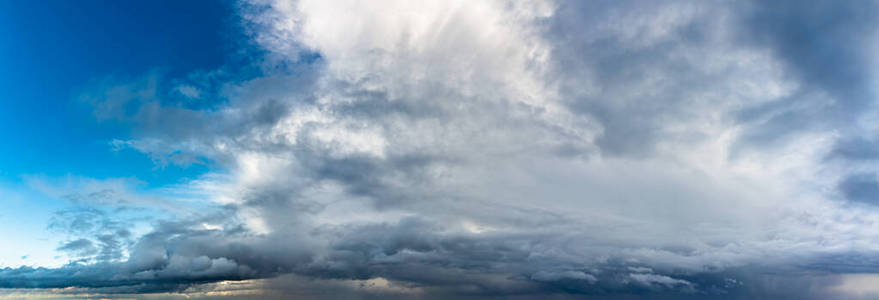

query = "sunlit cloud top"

[3,0,879,299]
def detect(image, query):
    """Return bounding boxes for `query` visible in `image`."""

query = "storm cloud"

[4,0,879,299]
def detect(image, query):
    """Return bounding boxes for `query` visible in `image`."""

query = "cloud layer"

[5,0,879,299]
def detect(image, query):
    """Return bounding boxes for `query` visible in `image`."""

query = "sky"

[1,0,879,299]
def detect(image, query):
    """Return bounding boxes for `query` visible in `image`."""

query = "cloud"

[5,0,879,299]
[56,239,97,257]
[174,84,202,99]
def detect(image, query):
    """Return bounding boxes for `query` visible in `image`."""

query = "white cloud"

[10,0,879,298]
[175,84,202,99]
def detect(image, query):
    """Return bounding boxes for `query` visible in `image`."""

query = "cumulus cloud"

[5,0,879,299]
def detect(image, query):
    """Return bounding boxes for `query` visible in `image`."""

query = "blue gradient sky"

[0,0,238,267]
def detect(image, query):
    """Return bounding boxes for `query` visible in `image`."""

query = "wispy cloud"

[4,0,879,299]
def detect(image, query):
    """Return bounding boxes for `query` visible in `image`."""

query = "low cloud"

[5,0,879,299]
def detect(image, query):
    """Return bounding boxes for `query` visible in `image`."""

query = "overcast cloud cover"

[3,0,879,299]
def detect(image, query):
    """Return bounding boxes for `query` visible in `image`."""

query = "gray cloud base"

[5,0,879,299]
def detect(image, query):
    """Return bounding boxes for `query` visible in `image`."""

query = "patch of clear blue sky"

[0,0,251,266]
[0,0,245,186]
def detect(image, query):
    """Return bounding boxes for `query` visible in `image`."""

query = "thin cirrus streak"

[3,0,879,299]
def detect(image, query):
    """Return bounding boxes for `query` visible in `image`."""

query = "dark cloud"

[5,0,879,299]
[829,138,879,161]
[732,0,879,148]
[838,173,879,204]
[4,211,871,299]
[544,0,735,157]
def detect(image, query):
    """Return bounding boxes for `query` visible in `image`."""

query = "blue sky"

[0,0,236,183]
[0,0,239,267]
[3,1,879,299]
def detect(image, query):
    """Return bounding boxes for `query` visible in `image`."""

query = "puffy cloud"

[5,0,879,299]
